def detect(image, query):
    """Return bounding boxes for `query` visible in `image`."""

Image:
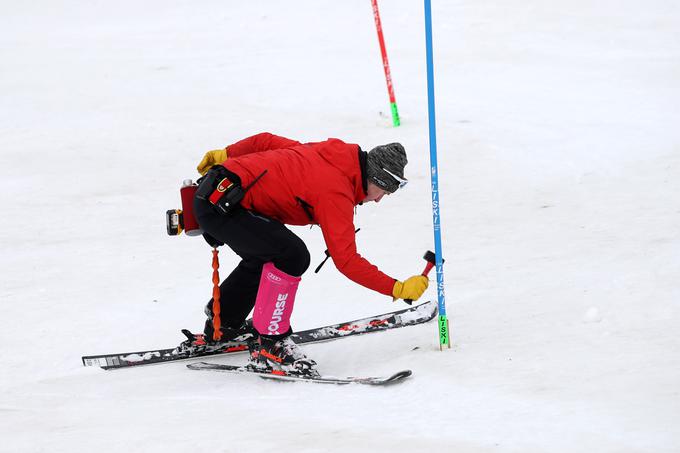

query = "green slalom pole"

[424,0,450,349]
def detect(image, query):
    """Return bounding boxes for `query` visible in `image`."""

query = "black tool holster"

[195,165,245,215]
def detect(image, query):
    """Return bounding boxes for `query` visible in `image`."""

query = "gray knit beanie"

[366,143,408,193]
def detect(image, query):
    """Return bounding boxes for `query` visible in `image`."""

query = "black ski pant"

[193,198,310,335]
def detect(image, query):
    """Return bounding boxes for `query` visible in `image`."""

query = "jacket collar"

[358,147,368,195]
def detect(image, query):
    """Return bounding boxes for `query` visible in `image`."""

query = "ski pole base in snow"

[390,102,401,127]
[438,315,450,349]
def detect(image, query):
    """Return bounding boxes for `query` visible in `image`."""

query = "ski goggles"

[382,167,408,192]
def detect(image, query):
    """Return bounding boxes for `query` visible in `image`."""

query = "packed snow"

[1,0,679,452]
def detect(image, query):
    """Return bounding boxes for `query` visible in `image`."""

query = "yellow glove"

[392,275,429,301]
[197,148,228,175]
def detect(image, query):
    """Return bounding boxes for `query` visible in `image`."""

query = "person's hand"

[392,275,429,301]
[197,149,228,175]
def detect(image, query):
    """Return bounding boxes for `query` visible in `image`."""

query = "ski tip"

[346,369,412,385]
[186,361,210,370]
[391,369,412,380]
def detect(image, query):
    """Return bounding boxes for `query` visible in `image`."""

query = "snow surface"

[2,0,679,452]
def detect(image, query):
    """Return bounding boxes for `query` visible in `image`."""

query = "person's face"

[363,182,390,203]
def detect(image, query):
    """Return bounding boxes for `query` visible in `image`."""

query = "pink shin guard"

[252,262,301,336]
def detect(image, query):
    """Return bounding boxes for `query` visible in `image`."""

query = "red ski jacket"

[221,132,396,296]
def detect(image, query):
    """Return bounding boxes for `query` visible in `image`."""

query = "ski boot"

[202,302,257,342]
[202,318,256,344]
[247,333,319,377]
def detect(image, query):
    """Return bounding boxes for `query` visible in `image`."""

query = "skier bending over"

[191,132,428,375]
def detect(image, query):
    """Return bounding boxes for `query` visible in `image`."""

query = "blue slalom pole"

[424,0,450,349]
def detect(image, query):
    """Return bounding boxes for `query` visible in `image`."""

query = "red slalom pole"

[371,0,401,127]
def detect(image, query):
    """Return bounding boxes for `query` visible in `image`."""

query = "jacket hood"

[315,138,367,205]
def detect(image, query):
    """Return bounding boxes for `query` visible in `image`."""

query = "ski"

[187,362,412,386]
[82,300,436,370]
